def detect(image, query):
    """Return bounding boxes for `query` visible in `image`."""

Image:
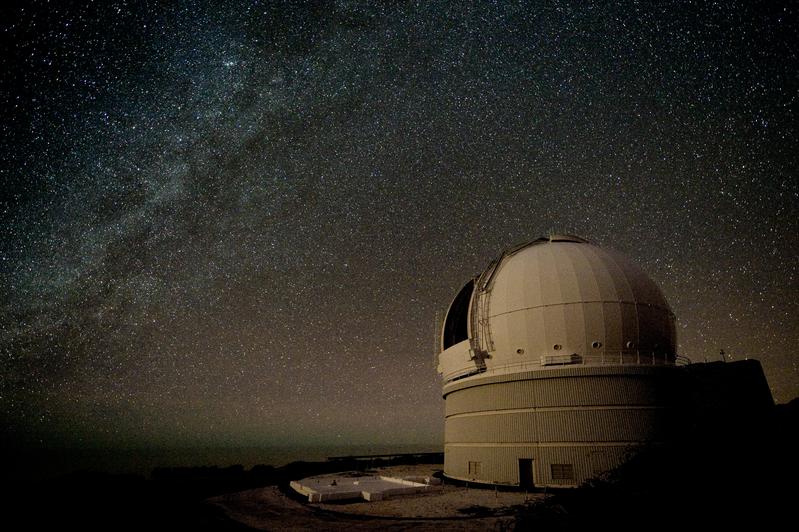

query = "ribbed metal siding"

[446,408,665,443]
[445,375,662,416]
[443,366,680,487]
[445,444,631,486]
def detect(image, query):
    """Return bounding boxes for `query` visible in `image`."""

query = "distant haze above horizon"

[2,1,797,450]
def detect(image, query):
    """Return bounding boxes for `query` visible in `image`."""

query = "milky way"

[2,1,797,450]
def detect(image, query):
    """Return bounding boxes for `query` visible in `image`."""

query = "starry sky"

[2,1,797,452]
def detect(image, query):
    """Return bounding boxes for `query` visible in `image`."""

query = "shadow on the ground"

[515,399,799,531]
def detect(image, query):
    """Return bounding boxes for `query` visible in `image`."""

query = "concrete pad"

[290,474,442,503]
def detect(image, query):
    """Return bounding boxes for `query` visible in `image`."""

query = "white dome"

[438,235,676,382]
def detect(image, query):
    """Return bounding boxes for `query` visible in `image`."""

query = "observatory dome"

[437,235,683,488]
[438,235,676,382]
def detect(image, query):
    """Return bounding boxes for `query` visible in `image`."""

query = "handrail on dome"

[442,351,690,383]
[503,234,590,259]
[481,235,592,291]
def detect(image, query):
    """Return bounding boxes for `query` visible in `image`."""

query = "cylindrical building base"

[443,365,682,487]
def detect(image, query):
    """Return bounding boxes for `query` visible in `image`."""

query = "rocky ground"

[209,464,542,531]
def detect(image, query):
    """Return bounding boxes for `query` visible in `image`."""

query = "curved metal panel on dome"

[445,237,676,381]
[441,279,474,351]
[437,340,477,382]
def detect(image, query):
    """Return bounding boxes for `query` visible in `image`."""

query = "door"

[519,458,535,489]
[590,451,606,478]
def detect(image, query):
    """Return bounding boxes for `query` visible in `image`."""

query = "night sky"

[2,1,797,452]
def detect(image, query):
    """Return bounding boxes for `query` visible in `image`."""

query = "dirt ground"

[208,464,543,531]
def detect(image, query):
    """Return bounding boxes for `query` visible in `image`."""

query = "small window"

[551,464,574,481]
[468,461,482,476]
[516,348,525,354]
[592,341,602,349]
[553,344,562,351]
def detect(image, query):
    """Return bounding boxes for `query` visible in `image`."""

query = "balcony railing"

[443,351,691,383]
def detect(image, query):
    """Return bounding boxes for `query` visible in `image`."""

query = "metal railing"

[442,351,691,383]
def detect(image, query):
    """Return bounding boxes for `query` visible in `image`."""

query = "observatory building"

[437,235,688,488]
